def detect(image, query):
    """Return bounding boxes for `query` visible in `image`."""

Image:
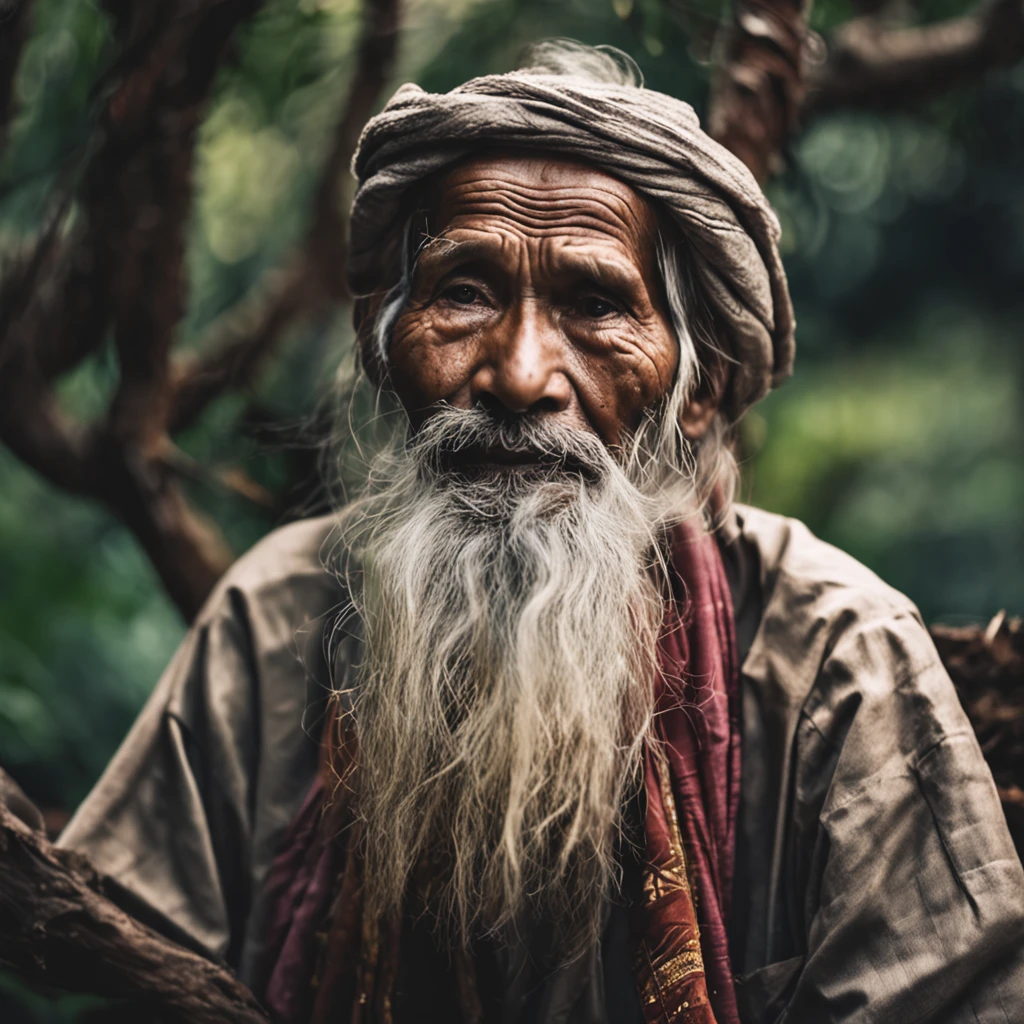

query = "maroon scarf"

[258,519,741,1024]
[633,521,742,1023]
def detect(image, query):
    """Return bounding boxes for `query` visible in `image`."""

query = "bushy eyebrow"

[414,236,498,275]
[414,234,654,308]
[546,245,651,304]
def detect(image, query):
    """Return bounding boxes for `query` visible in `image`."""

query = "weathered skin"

[389,152,717,457]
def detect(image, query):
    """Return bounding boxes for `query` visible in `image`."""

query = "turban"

[348,58,795,420]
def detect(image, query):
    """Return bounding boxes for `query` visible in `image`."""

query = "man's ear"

[681,393,720,440]
[680,334,730,440]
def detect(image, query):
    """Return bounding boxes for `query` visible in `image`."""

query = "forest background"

[0,0,1022,1015]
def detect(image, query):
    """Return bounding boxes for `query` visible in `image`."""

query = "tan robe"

[58,505,1024,1022]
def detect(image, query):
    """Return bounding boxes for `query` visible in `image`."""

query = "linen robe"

[59,505,1024,1022]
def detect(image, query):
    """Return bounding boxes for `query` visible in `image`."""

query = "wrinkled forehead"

[421,150,663,273]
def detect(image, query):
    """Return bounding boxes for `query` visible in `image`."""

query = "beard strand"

[332,406,683,957]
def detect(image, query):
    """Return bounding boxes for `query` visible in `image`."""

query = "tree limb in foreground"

[0,768,270,1023]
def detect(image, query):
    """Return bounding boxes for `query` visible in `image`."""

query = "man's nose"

[469,304,572,415]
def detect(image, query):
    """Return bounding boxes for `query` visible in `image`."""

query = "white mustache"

[408,405,615,481]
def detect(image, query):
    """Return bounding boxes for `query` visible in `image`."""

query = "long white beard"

[332,406,682,955]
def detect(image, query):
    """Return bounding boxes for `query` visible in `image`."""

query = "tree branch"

[82,2,261,618]
[168,257,315,433]
[0,2,266,620]
[0,376,94,494]
[88,433,236,619]
[2,0,402,619]
[97,0,260,451]
[707,0,811,183]
[169,0,402,435]
[806,0,1024,118]
[707,0,1024,178]
[0,768,271,1023]
[306,0,402,288]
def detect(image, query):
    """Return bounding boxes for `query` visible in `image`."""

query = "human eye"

[580,294,621,319]
[440,282,483,305]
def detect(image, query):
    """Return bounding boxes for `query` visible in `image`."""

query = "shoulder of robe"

[732,507,1024,1020]
[196,513,344,630]
[163,514,348,725]
[55,515,348,951]
[732,504,967,755]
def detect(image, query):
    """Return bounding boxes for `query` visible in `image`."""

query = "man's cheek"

[390,309,432,357]
[621,338,678,419]
[390,317,440,403]
[599,357,669,436]
[391,316,474,407]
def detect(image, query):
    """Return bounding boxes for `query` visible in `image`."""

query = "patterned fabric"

[258,520,741,1023]
[633,522,741,1023]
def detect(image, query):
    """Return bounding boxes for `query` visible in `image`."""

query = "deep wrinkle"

[389,152,681,452]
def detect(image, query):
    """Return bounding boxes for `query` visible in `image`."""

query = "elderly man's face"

[389,153,680,452]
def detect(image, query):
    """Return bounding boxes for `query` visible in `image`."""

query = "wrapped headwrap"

[348,47,796,420]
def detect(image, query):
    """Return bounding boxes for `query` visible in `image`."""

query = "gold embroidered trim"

[639,741,694,903]
[634,743,712,1020]
[655,743,689,892]
[635,943,707,1009]
[651,948,705,990]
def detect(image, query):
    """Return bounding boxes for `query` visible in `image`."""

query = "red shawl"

[259,519,741,1024]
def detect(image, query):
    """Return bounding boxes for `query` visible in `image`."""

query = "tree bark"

[806,0,1024,118]
[169,0,403,435]
[0,0,404,620]
[0,769,271,1023]
[707,0,810,183]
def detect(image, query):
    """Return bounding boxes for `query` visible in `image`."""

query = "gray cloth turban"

[348,67,796,419]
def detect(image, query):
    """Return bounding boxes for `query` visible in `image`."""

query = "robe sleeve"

[755,608,1024,1023]
[57,518,340,971]
[57,595,261,965]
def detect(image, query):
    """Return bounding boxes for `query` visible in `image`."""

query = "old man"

[60,42,1024,1024]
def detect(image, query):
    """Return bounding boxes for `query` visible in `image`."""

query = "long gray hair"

[331,405,671,956]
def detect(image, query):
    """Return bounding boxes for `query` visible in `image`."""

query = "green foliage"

[0,450,182,809]
[751,64,1024,622]
[0,0,110,231]
[0,970,121,1023]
